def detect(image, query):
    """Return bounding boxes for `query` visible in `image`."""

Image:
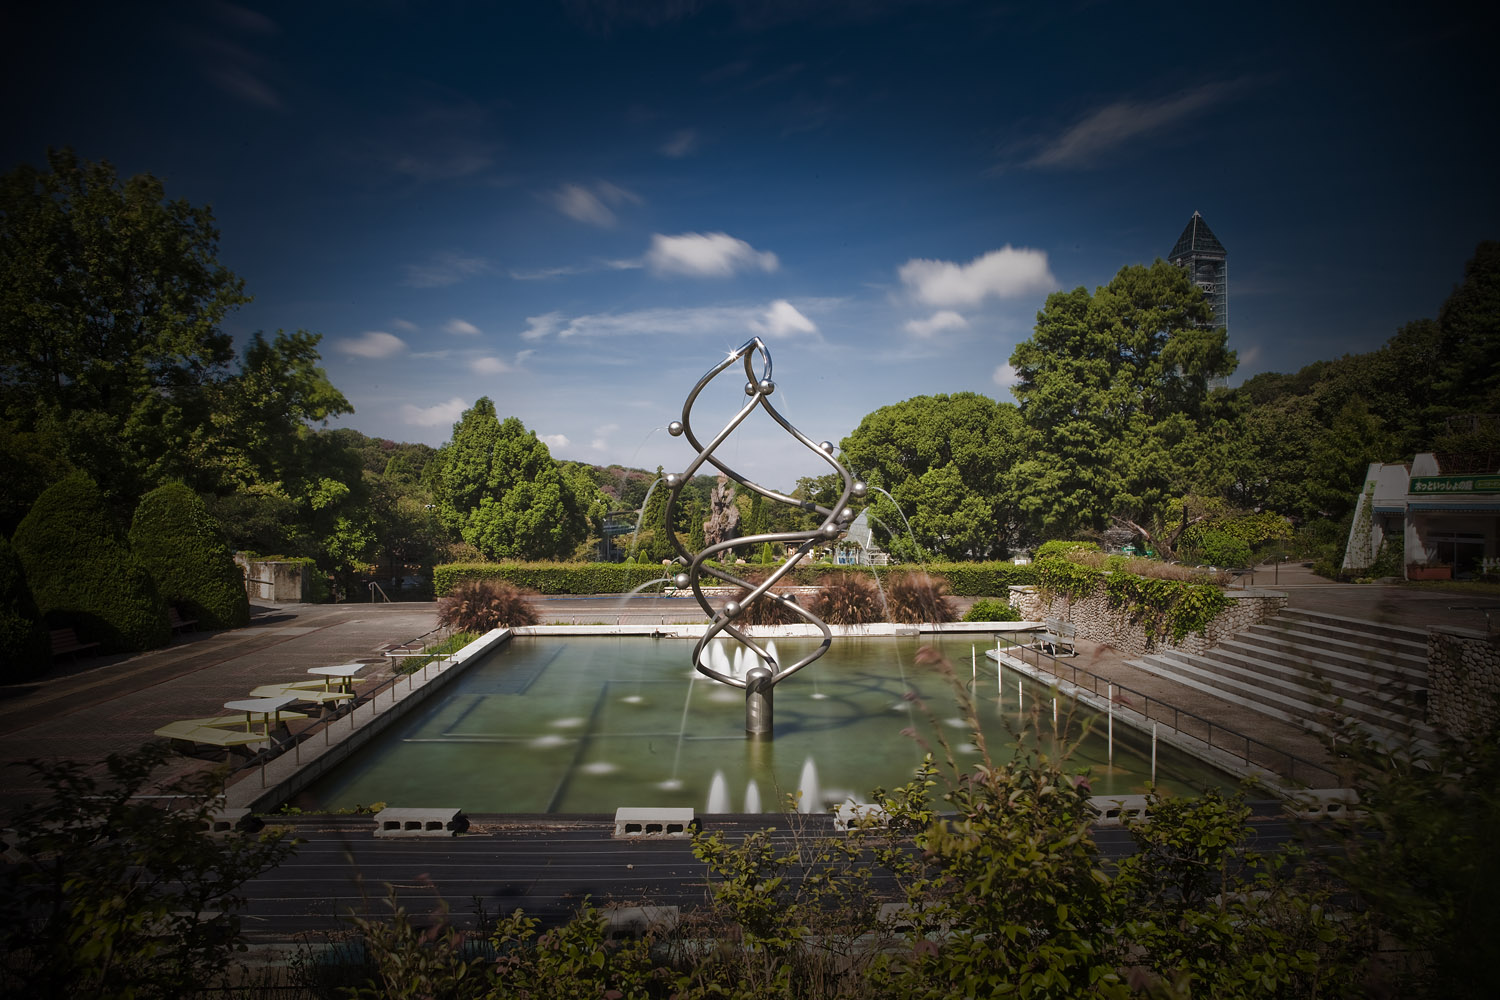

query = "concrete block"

[613,806,695,839]
[373,807,468,837]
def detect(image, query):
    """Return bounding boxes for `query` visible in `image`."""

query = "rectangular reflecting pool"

[293,635,1240,814]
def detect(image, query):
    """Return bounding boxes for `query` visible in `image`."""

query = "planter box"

[1407,566,1452,580]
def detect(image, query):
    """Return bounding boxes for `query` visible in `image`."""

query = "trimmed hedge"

[433,560,1037,597]
[0,535,50,677]
[129,482,249,630]
[12,472,169,653]
[1033,554,1230,642]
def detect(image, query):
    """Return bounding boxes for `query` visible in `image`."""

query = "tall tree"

[0,149,249,501]
[1008,260,1236,540]
[840,392,1023,559]
[428,399,593,560]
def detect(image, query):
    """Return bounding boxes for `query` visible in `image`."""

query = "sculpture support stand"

[744,665,773,736]
[662,338,863,737]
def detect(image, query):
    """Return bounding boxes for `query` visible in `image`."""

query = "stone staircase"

[1126,608,1438,746]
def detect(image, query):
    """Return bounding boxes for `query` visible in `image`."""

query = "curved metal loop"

[661,338,855,689]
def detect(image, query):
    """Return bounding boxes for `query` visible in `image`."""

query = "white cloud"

[541,433,570,449]
[391,318,420,333]
[993,363,1021,389]
[661,128,699,157]
[509,264,587,280]
[646,232,779,278]
[473,356,512,374]
[603,257,644,270]
[515,348,537,363]
[591,438,610,451]
[402,253,490,288]
[552,183,616,226]
[444,318,481,336]
[904,309,968,339]
[336,331,407,358]
[899,246,1056,307]
[549,181,641,227]
[520,311,566,341]
[402,396,468,428]
[751,299,818,338]
[595,422,620,434]
[1025,81,1241,170]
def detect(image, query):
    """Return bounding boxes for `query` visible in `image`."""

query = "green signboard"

[1410,475,1500,495]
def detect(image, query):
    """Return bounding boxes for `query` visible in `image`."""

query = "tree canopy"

[840,392,1021,559]
[428,399,599,560]
[1008,260,1237,541]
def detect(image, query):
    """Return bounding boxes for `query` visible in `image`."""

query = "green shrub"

[436,579,540,632]
[396,631,478,674]
[810,573,884,625]
[432,560,1034,597]
[128,483,249,630]
[12,472,169,653]
[1035,539,1100,560]
[0,535,50,677]
[1180,529,1252,569]
[883,572,956,623]
[962,597,1021,622]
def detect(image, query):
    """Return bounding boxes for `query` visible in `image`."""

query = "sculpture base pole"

[745,666,774,736]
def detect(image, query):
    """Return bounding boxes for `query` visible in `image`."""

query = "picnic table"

[306,662,367,694]
[223,694,301,734]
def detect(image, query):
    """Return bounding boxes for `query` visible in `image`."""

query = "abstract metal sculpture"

[663,338,864,736]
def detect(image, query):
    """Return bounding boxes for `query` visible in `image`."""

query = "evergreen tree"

[12,472,168,653]
[129,482,249,630]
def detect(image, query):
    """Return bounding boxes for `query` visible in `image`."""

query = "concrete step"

[1153,647,1427,734]
[1190,642,1426,707]
[1219,631,1426,689]
[1136,649,1436,743]
[1273,609,1428,648]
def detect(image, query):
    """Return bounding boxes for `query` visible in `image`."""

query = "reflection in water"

[297,635,1240,814]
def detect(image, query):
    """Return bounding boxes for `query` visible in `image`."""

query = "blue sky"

[4,1,1496,487]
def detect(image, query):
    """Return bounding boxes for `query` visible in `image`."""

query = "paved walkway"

[2,569,1493,820]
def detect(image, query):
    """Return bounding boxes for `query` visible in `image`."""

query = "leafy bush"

[0,744,294,998]
[1104,573,1230,642]
[1035,539,1100,560]
[961,597,1021,622]
[433,561,1035,597]
[1180,528,1252,568]
[436,579,540,632]
[729,573,804,626]
[883,572,956,623]
[12,472,169,653]
[129,482,249,630]
[0,535,50,677]
[810,573,884,625]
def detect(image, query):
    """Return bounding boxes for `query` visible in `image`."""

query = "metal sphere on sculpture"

[674,572,690,589]
[723,600,742,618]
[757,378,775,395]
[667,420,684,437]
[852,481,867,498]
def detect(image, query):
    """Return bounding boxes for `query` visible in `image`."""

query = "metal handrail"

[369,581,393,603]
[994,637,1341,787]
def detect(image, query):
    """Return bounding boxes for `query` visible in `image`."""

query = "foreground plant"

[0,743,293,998]
[340,650,1372,999]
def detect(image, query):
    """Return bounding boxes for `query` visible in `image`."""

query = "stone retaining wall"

[1008,584,1286,656]
[1428,626,1500,740]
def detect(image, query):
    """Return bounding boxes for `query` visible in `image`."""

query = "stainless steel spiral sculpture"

[663,338,864,736]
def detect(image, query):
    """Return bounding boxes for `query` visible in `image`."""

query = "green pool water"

[294,635,1240,813]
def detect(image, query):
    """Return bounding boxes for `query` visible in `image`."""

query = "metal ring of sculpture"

[662,338,866,734]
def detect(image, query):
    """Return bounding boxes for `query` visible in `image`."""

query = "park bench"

[167,607,198,632]
[1036,617,1077,656]
[49,627,99,660]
